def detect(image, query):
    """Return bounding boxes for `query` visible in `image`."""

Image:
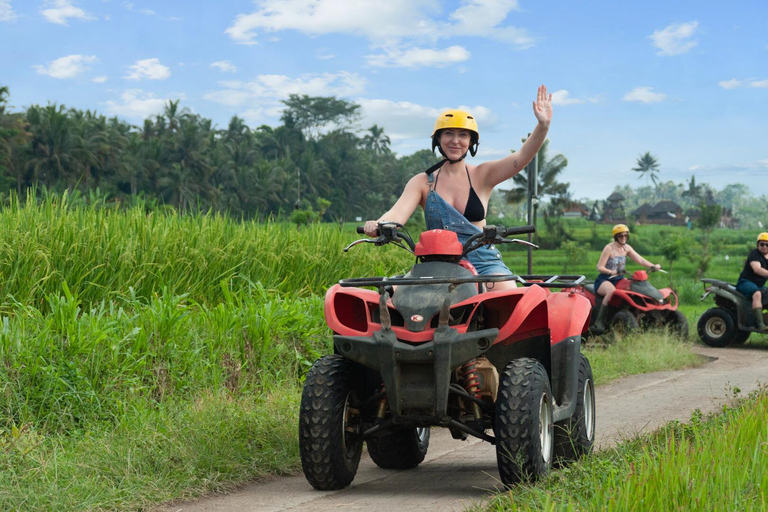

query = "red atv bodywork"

[326,257,590,346]
[576,274,679,312]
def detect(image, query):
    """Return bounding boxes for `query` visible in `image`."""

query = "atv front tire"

[732,329,750,345]
[697,308,736,348]
[554,354,595,463]
[611,310,638,335]
[494,358,553,487]
[299,355,363,490]
[367,427,430,469]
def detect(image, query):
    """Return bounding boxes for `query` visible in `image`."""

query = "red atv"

[575,269,688,337]
[299,222,595,490]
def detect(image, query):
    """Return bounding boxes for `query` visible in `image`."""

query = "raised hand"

[532,84,553,126]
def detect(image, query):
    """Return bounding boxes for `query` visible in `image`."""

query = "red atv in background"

[575,269,688,337]
[299,222,595,490]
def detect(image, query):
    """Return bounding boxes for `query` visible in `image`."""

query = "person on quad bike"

[735,232,768,331]
[363,85,553,291]
[592,224,661,332]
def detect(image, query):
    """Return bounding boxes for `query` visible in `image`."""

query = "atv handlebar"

[348,223,537,257]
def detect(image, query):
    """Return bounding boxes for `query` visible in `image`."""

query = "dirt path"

[159,345,768,512]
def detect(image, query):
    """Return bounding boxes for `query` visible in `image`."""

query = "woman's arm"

[477,85,553,189]
[627,246,660,270]
[363,173,426,236]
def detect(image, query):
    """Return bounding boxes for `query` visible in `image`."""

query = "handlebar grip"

[356,226,365,234]
[499,225,536,237]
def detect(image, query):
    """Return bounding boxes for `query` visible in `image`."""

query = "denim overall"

[425,172,512,276]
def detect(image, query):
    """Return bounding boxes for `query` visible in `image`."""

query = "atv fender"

[492,284,549,344]
[546,292,591,343]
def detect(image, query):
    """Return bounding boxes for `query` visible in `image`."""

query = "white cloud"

[104,89,170,119]
[0,0,17,22]
[449,0,532,47]
[225,0,439,45]
[718,78,743,89]
[211,60,237,73]
[92,76,107,83]
[40,0,95,25]
[225,0,532,50]
[123,2,156,15]
[550,90,600,106]
[649,21,698,56]
[623,86,666,103]
[356,98,497,143]
[33,54,97,79]
[718,78,768,89]
[125,58,171,80]
[367,45,471,68]
[203,71,367,107]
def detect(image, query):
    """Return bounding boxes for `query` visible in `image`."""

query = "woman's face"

[758,240,768,255]
[439,129,471,160]
[616,232,629,244]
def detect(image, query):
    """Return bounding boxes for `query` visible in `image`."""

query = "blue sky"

[1,0,766,201]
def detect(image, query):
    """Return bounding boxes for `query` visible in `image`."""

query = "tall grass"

[0,192,412,310]
[482,389,768,512]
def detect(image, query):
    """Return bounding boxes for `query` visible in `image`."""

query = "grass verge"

[480,388,768,512]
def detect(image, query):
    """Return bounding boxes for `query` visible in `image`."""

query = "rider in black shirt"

[736,232,768,331]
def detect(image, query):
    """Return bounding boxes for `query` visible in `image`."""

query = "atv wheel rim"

[539,394,553,464]
[342,392,361,460]
[584,379,595,442]
[705,317,727,339]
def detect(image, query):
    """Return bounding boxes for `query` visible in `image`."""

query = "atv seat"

[584,283,596,295]
[701,278,753,302]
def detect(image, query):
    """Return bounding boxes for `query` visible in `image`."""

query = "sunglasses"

[760,242,768,248]
[617,234,629,238]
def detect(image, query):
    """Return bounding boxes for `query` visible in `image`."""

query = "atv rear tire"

[299,355,363,490]
[554,354,595,464]
[611,310,638,335]
[697,308,736,348]
[494,358,553,487]
[670,310,689,339]
[367,427,430,469]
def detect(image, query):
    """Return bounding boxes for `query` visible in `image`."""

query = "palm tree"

[361,124,391,156]
[632,151,660,187]
[681,174,703,204]
[505,139,569,204]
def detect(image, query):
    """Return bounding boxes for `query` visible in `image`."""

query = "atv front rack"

[339,274,585,289]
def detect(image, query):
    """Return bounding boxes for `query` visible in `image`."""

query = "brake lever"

[343,238,378,252]
[503,238,539,249]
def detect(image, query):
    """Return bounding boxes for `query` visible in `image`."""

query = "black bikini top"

[432,165,486,222]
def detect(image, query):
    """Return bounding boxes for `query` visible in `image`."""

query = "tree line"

[0,86,439,221]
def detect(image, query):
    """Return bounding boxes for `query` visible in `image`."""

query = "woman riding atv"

[364,85,553,291]
[593,224,661,332]
[735,232,768,331]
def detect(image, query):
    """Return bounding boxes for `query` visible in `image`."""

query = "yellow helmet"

[431,109,479,159]
[612,224,630,237]
[758,232,768,242]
